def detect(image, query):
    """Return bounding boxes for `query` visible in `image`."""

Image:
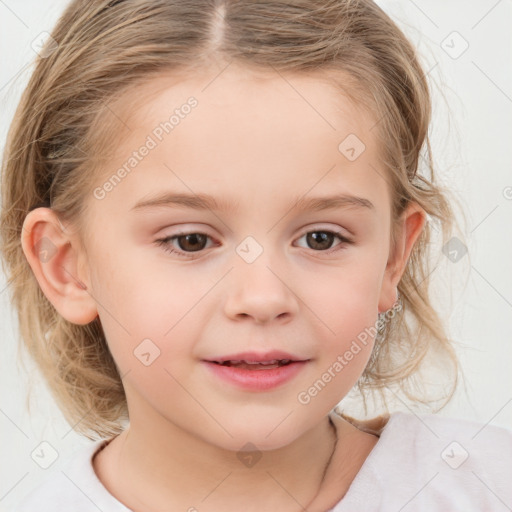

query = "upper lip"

[204,350,308,364]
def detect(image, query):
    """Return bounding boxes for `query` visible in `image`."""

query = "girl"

[1,1,510,511]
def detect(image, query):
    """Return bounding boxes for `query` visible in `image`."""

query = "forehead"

[87,65,390,218]
[105,64,377,154]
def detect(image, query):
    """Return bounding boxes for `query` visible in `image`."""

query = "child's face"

[73,66,417,449]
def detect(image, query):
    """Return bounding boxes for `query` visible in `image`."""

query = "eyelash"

[155,228,354,259]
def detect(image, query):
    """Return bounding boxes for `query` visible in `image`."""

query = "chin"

[205,416,305,453]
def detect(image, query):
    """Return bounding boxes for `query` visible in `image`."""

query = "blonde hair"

[1,0,466,440]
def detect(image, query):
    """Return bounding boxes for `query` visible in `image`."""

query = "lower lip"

[202,361,308,391]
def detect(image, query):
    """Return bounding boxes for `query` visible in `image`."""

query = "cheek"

[88,250,211,374]
[304,256,383,379]
[303,256,384,334]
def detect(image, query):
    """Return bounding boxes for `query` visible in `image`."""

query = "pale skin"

[21,64,426,511]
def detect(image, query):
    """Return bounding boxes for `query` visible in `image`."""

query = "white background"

[1,0,511,509]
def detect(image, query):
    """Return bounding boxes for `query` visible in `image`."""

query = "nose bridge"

[223,236,299,324]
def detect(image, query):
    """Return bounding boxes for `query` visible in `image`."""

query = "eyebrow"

[131,192,375,213]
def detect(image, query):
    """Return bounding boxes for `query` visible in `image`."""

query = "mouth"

[203,350,309,371]
[209,359,295,370]
[202,351,310,391]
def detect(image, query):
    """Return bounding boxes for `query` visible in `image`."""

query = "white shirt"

[14,412,512,511]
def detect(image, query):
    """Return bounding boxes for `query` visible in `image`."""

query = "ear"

[21,207,98,325]
[378,202,427,313]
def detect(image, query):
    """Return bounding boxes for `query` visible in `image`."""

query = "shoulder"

[382,410,512,447]
[385,411,512,465]
[333,412,512,512]
[14,438,131,512]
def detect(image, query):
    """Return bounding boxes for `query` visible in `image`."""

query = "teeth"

[245,359,279,365]
[217,359,293,366]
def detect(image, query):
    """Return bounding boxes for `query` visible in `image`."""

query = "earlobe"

[21,208,98,325]
[378,203,427,313]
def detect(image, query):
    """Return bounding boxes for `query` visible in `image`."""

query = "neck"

[95,405,339,512]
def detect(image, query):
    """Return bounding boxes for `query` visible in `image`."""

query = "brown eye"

[175,233,208,252]
[155,232,214,259]
[294,228,354,256]
[306,231,337,250]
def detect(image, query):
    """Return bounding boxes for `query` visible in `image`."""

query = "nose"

[223,257,299,325]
